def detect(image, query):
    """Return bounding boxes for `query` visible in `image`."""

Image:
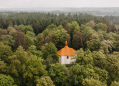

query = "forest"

[0,12,119,86]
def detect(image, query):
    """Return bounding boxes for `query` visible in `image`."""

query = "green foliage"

[26,31,36,37]
[43,42,58,63]
[19,25,33,34]
[72,32,85,50]
[36,33,44,49]
[0,28,7,35]
[42,29,50,37]
[63,64,108,86]
[95,23,108,32]
[7,46,47,86]
[94,67,108,83]
[63,64,100,86]
[97,30,109,41]
[25,34,34,48]
[36,76,54,86]
[68,21,80,35]
[52,28,70,50]
[1,12,119,86]
[7,26,16,36]
[0,59,6,73]
[0,74,16,86]
[49,63,68,86]
[0,42,13,62]
[2,35,15,47]
[47,24,57,29]
[79,25,95,49]
[82,78,106,86]
[85,20,96,29]
[86,33,100,51]
[28,45,43,57]
[42,24,70,50]
[76,49,93,66]
[110,81,119,86]
[81,26,94,40]
[106,52,119,85]
[75,49,119,85]
[68,21,80,44]
[92,51,107,69]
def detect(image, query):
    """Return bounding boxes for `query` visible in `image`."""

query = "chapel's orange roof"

[58,41,76,56]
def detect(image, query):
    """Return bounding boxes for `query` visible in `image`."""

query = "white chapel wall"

[59,55,76,65]
[61,56,65,64]
[66,55,70,64]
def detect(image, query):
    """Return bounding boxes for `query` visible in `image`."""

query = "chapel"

[58,41,76,65]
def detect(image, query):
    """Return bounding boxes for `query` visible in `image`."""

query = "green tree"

[36,33,44,49]
[68,21,80,35]
[19,25,33,34]
[0,42,13,63]
[72,32,85,50]
[92,51,107,69]
[95,23,108,32]
[42,29,50,37]
[46,24,57,29]
[26,31,36,37]
[82,78,106,86]
[43,25,70,50]
[86,33,100,51]
[7,46,47,86]
[43,42,59,63]
[28,45,43,57]
[97,30,109,41]
[36,76,54,86]
[52,28,70,50]
[76,49,93,66]
[0,74,16,86]
[80,26,94,49]
[44,32,53,44]
[68,21,80,44]
[25,34,34,49]
[0,59,7,73]
[2,35,15,47]
[106,52,119,85]
[85,20,96,29]
[7,26,16,36]
[94,67,108,84]
[63,64,99,86]
[81,27,94,41]
[49,63,68,86]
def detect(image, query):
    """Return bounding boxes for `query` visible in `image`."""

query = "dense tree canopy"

[0,12,119,86]
[49,63,68,86]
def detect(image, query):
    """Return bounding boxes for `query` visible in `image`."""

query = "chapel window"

[67,56,69,59]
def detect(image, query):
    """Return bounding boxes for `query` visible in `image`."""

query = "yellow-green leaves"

[49,63,68,86]
[36,76,54,86]
[0,74,16,86]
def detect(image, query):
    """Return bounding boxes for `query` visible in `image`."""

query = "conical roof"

[58,41,76,56]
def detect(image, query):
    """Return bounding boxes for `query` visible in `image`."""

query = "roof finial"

[65,40,68,46]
